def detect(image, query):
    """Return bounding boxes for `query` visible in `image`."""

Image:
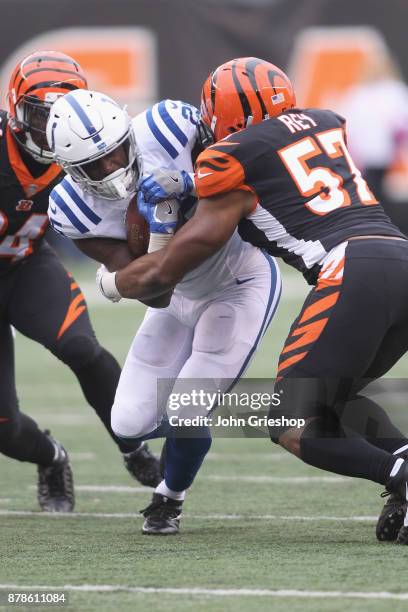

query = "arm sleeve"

[194,136,257,204]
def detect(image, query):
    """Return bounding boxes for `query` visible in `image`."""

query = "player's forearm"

[115,250,179,299]
[74,237,134,272]
[77,237,172,306]
[114,191,252,300]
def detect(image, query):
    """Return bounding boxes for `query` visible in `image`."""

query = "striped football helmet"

[8,50,88,163]
[201,57,296,142]
[47,89,139,200]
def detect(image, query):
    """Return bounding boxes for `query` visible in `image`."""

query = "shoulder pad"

[143,99,200,160]
[48,177,102,239]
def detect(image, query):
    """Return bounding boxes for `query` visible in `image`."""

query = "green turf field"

[1,262,408,612]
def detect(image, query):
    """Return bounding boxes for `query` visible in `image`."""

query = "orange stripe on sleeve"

[195,148,246,198]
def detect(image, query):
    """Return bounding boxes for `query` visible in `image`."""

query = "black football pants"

[270,238,408,450]
[0,244,131,465]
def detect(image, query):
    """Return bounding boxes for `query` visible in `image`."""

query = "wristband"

[148,233,172,253]
[100,271,122,302]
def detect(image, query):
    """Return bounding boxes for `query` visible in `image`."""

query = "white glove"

[96,264,122,303]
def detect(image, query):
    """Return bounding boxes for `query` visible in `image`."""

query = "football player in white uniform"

[46,89,281,534]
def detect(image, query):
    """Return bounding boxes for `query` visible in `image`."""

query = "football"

[124,195,150,258]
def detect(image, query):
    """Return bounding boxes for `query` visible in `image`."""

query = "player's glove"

[138,169,195,204]
[96,264,122,303]
[137,191,180,234]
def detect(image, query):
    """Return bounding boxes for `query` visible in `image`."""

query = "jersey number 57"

[278,127,377,215]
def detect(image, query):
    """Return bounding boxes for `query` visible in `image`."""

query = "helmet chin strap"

[110,176,128,199]
[103,167,132,199]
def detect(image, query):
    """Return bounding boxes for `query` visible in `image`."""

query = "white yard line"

[31,415,95,425]
[206,452,291,461]
[26,477,349,494]
[27,485,146,494]
[75,485,146,493]
[0,584,407,600]
[0,510,377,522]
[204,475,348,483]
[69,453,96,461]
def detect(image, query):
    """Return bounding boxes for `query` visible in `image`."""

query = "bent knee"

[111,400,158,439]
[278,427,303,456]
[0,417,18,442]
[54,333,100,368]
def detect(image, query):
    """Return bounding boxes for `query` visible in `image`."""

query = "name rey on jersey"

[195,108,404,282]
[0,110,63,270]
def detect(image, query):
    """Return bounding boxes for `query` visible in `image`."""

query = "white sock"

[155,479,186,501]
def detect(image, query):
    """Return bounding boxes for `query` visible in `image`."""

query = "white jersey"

[48,99,258,299]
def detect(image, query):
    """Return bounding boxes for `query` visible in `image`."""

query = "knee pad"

[111,399,159,439]
[55,333,100,368]
[193,303,236,354]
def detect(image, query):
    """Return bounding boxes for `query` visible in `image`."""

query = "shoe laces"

[141,496,181,519]
[39,462,72,499]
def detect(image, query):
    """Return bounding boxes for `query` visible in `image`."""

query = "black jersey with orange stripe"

[195,107,404,283]
[0,110,63,274]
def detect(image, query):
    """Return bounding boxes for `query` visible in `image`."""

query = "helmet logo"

[271,93,285,105]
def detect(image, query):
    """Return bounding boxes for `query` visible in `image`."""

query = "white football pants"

[111,251,281,438]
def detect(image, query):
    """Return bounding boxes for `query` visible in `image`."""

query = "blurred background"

[1,0,408,255]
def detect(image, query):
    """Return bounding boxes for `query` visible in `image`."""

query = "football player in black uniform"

[96,57,408,543]
[1,51,160,511]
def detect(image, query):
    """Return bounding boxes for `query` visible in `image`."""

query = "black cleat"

[376,491,406,541]
[37,431,74,513]
[141,493,183,535]
[123,442,161,488]
[384,458,408,544]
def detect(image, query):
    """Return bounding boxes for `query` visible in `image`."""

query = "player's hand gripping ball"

[137,191,180,235]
